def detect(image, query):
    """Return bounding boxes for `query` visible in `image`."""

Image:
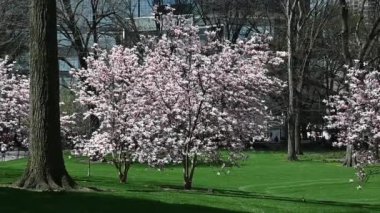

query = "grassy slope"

[1,151,380,213]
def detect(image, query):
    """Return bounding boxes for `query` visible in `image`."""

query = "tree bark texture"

[183,154,197,190]
[375,139,379,161]
[294,100,303,155]
[339,0,352,67]
[16,0,76,190]
[113,158,131,184]
[343,144,356,167]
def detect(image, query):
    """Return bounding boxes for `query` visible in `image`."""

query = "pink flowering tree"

[67,12,283,187]
[69,46,140,183]
[325,66,380,185]
[0,57,29,150]
[133,14,284,189]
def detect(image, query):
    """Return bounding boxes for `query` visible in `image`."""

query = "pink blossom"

[0,57,29,149]
[325,67,380,183]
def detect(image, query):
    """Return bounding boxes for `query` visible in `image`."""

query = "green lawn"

[1,151,380,213]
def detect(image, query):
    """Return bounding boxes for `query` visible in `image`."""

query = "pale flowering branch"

[325,66,380,187]
[0,57,29,149]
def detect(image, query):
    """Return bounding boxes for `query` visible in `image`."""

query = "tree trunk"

[113,158,131,184]
[339,0,352,67]
[119,173,128,184]
[294,113,302,155]
[301,124,308,140]
[295,97,303,155]
[339,0,354,167]
[16,147,20,159]
[183,154,197,190]
[286,0,298,161]
[288,115,297,161]
[184,179,192,190]
[374,139,379,162]
[118,163,130,184]
[16,0,76,190]
[343,144,356,167]
[87,157,91,177]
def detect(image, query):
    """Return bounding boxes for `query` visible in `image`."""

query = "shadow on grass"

[0,187,238,213]
[146,185,380,211]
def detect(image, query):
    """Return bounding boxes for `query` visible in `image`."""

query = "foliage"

[67,45,140,183]
[128,14,284,188]
[325,66,380,185]
[65,12,284,187]
[0,57,29,150]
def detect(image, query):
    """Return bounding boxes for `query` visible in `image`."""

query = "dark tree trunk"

[16,147,20,159]
[113,158,131,184]
[339,0,354,167]
[118,164,130,184]
[301,124,308,140]
[374,139,379,161]
[183,154,197,190]
[295,97,303,155]
[339,0,352,67]
[91,0,99,45]
[119,173,128,184]
[87,157,91,177]
[16,0,76,190]
[294,112,302,155]
[184,179,192,190]
[287,115,297,161]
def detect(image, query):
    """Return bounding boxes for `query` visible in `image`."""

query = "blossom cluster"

[65,13,284,184]
[0,57,29,149]
[130,14,284,167]
[69,45,141,162]
[325,67,380,182]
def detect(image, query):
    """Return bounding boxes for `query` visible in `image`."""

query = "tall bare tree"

[283,0,298,160]
[281,0,337,160]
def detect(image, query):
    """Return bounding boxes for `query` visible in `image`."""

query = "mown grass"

[1,151,380,213]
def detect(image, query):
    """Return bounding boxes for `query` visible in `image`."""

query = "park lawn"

[1,151,380,213]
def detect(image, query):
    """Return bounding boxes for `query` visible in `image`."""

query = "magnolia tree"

[0,57,29,150]
[325,67,380,185]
[68,12,283,187]
[69,46,140,183]
[132,14,284,189]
